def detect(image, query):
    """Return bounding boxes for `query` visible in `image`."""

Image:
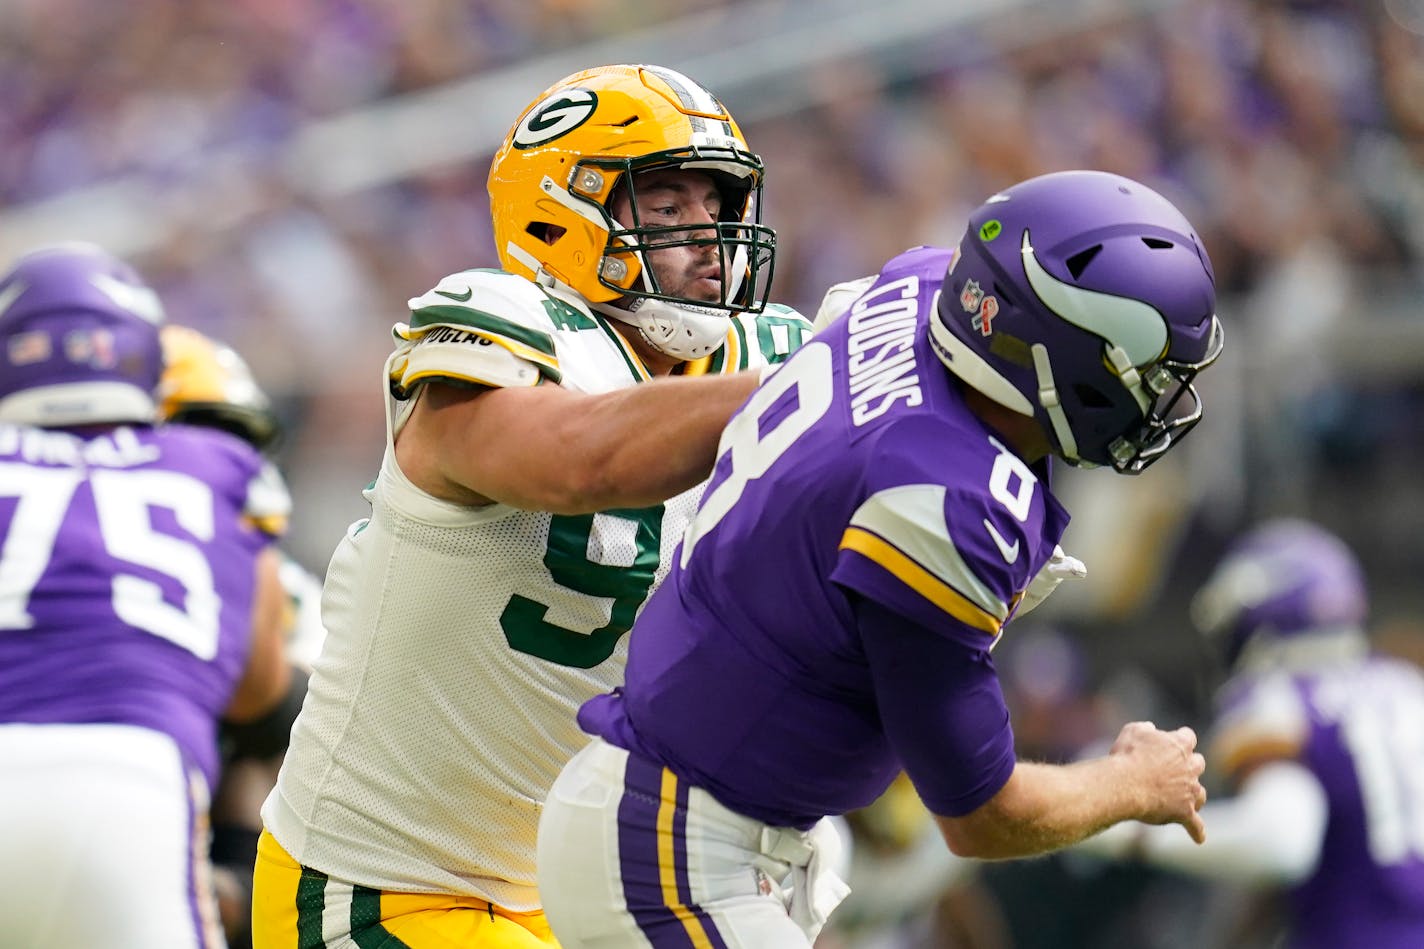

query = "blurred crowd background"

[5,0,1424,945]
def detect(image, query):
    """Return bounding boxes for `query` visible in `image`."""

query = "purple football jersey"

[582,247,1070,828]
[0,422,276,787]
[1214,655,1424,947]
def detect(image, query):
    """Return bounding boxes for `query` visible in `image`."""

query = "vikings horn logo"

[1020,230,1168,365]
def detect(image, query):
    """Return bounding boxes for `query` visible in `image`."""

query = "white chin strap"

[593,298,730,360]
[1030,343,1081,464]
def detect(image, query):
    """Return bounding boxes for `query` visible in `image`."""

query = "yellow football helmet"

[158,325,281,452]
[488,64,776,359]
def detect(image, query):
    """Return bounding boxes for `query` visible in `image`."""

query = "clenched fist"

[1108,721,1208,844]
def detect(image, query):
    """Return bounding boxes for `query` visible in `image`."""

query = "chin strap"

[1031,343,1080,463]
[1105,343,1152,413]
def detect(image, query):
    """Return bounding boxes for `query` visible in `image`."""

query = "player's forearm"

[414,370,761,513]
[937,757,1145,860]
[543,371,759,512]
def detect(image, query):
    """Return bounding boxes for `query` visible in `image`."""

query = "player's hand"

[1108,721,1207,844]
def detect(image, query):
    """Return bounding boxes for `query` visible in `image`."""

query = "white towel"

[762,817,852,943]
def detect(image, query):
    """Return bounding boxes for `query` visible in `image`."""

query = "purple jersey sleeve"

[856,594,1016,816]
[829,418,1064,649]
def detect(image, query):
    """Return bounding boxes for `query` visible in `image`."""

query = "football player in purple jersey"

[535,170,1226,948]
[0,244,295,948]
[1080,519,1424,948]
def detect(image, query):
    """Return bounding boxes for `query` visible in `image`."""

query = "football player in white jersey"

[253,64,811,948]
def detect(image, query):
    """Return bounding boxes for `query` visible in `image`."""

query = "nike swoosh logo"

[983,519,1020,565]
[434,287,473,303]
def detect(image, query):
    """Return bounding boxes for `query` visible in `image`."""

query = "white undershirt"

[1077,759,1328,884]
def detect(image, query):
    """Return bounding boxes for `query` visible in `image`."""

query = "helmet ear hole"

[526,222,565,246]
[1065,245,1102,279]
[1072,383,1114,409]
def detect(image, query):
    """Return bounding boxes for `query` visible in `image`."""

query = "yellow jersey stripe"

[399,367,536,391]
[723,319,743,372]
[656,769,716,949]
[680,354,712,376]
[389,334,562,384]
[244,512,288,538]
[464,333,561,374]
[679,323,745,377]
[839,527,1002,635]
[848,485,1007,621]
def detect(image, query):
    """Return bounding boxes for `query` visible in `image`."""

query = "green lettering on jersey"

[540,294,598,331]
[500,505,663,668]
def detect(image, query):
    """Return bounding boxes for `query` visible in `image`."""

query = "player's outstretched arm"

[396,371,761,514]
[936,721,1207,860]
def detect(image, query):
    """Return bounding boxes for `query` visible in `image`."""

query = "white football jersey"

[263,269,810,909]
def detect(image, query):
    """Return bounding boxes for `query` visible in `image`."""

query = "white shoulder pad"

[393,269,572,391]
[813,276,877,331]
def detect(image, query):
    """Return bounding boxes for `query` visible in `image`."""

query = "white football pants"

[0,722,221,948]
[537,738,849,949]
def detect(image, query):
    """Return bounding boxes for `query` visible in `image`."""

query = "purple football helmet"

[930,170,1223,473]
[1191,519,1368,666]
[0,243,166,427]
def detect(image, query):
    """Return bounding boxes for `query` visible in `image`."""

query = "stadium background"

[4,0,1423,945]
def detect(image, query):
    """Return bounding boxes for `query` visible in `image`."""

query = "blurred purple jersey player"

[536,170,1225,949]
[1086,519,1424,948]
[0,244,292,949]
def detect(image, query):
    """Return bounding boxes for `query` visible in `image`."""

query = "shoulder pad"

[393,269,573,390]
[841,482,1011,642]
[813,276,877,331]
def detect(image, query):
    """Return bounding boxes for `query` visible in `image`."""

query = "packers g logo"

[512,90,598,149]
